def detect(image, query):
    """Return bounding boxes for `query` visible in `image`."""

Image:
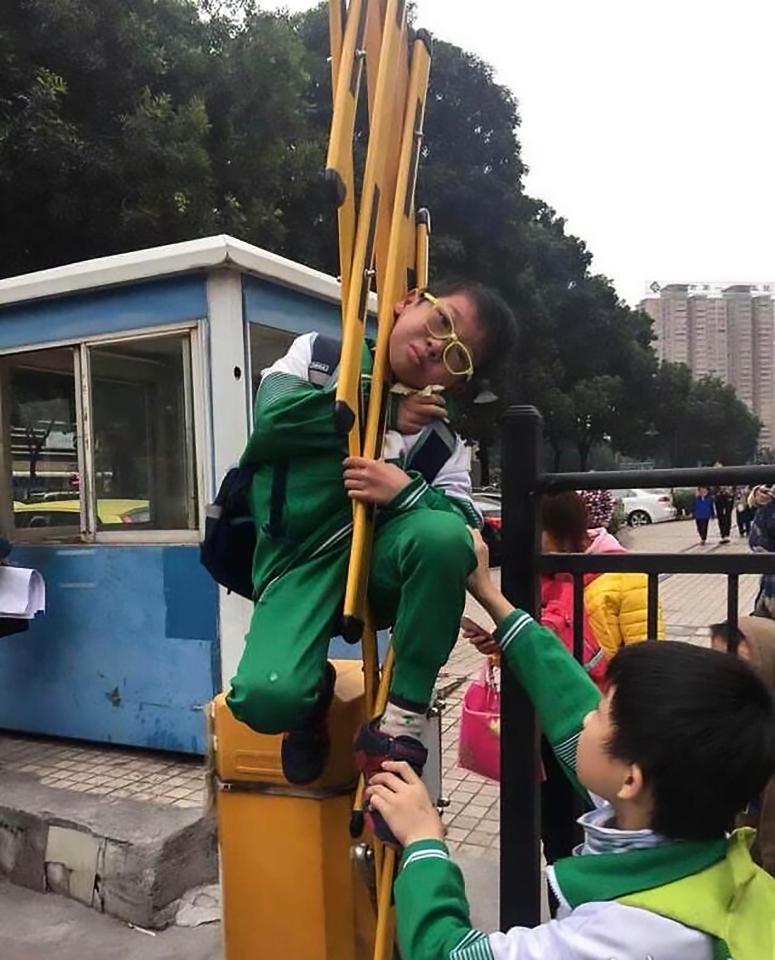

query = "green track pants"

[227,508,476,734]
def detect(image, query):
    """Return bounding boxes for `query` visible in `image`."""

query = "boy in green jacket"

[227,283,517,827]
[366,531,775,959]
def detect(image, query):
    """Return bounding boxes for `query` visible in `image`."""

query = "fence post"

[499,405,543,929]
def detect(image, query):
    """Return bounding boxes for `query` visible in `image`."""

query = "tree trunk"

[578,443,590,472]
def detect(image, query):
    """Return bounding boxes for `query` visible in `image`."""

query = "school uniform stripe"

[402,848,450,869]
[391,477,429,511]
[310,522,354,558]
[499,612,532,653]
[555,731,580,768]
[448,496,482,528]
[450,930,494,959]
[399,484,428,511]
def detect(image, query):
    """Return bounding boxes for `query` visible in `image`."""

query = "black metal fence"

[499,405,775,929]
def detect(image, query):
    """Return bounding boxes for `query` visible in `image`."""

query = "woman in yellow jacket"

[542,492,664,657]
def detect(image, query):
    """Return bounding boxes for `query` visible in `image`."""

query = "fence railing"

[499,405,775,929]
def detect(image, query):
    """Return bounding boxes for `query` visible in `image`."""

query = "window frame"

[1,320,207,545]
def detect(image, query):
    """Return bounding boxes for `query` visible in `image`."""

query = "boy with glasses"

[227,281,516,825]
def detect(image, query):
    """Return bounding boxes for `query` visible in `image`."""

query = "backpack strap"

[308,334,342,388]
[405,420,457,485]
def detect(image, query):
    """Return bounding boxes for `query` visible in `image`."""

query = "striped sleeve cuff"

[400,838,450,871]
[493,609,535,654]
[447,496,483,529]
[386,473,429,513]
[450,930,495,959]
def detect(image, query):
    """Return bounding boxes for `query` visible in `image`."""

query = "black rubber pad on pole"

[341,614,364,644]
[350,809,365,839]
[334,400,356,436]
[324,168,347,208]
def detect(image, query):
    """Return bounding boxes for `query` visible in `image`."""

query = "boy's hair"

[606,641,775,841]
[424,279,517,377]
[541,492,589,553]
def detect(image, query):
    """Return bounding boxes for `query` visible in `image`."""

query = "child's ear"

[394,288,420,317]
[617,763,646,802]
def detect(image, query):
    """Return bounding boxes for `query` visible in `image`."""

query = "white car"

[613,488,677,526]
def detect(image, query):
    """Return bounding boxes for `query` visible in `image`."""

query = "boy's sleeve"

[240,333,345,464]
[395,840,614,959]
[494,610,601,795]
[382,438,482,527]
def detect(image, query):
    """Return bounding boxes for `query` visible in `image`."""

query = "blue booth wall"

[0,274,217,753]
[0,275,208,350]
[0,545,218,753]
[242,276,342,338]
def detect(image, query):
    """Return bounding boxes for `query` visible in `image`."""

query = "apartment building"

[641,282,775,447]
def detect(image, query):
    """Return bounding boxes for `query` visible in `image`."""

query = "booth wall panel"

[0,276,207,351]
[0,544,218,753]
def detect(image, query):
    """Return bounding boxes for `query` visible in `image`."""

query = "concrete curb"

[0,771,217,928]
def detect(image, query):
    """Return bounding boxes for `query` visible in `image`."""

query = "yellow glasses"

[421,291,475,381]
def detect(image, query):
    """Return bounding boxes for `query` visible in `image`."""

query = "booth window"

[249,324,296,402]
[3,330,199,540]
[89,334,197,532]
[6,347,81,535]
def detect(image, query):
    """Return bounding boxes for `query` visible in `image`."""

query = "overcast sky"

[262,1,775,305]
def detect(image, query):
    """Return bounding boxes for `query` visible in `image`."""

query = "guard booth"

[0,235,366,754]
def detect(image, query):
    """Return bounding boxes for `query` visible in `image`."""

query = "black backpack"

[200,335,342,600]
[200,465,257,600]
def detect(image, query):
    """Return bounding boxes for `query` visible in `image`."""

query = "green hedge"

[672,488,694,517]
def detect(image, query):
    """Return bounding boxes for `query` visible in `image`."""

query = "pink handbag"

[458,660,501,781]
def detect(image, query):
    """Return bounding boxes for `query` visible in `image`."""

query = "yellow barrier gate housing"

[213,3,433,957]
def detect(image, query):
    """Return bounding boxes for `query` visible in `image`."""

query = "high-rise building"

[640,282,775,447]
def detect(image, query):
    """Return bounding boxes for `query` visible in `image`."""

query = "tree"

[6,0,745,476]
[676,376,760,466]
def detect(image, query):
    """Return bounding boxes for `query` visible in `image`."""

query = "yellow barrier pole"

[326,0,368,313]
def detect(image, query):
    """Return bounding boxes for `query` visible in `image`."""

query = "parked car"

[612,489,677,527]
[13,499,150,528]
[473,494,502,566]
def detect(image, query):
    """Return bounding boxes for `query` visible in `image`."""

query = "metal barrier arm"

[541,464,775,492]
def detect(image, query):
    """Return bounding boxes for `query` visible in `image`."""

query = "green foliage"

[0,0,762,469]
[671,488,694,517]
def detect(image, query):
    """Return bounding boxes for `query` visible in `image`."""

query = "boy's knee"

[405,511,475,573]
[227,671,312,735]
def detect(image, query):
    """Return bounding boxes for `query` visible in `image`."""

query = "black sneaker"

[281,663,336,786]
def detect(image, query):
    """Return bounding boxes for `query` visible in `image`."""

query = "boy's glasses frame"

[420,291,475,381]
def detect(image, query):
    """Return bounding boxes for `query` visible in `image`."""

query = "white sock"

[379,701,429,742]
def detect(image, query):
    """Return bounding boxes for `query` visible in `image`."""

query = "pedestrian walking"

[713,484,734,544]
[737,486,753,537]
[692,486,715,545]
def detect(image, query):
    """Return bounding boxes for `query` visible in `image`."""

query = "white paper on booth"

[0,567,46,619]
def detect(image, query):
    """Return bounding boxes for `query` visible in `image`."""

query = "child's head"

[697,485,709,496]
[576,641,774,840]
[388,280,516,391]
[541,491,590,554]
[710,617,775,692]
